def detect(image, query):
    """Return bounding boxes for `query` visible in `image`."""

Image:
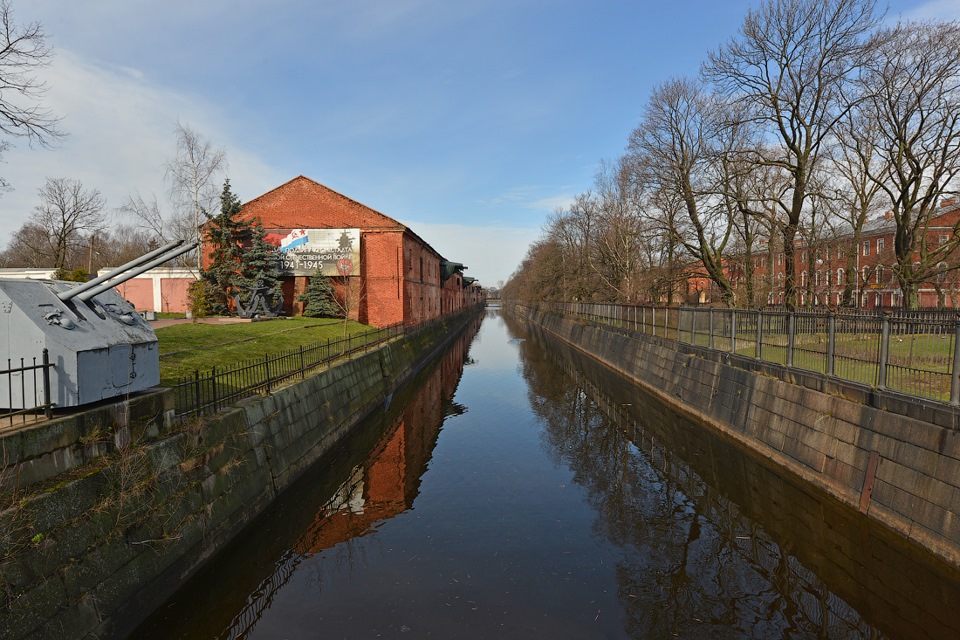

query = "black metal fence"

[173,322,404,420]
[553,302,960,406]
[172,307,480,421]
[1,349,53,429]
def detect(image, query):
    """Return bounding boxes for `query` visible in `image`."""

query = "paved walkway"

[150,317,257,329]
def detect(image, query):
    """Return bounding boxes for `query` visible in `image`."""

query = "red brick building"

[234,176,479,326]
[675,200,960,309]
[750,201,960,309]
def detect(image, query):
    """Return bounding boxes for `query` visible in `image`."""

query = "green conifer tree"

[236,220,284,310]
[296,268,341,317]
[203,179,248,315]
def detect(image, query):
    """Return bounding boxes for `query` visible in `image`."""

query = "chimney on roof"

[941,197,957,209]
[884,211,893,219]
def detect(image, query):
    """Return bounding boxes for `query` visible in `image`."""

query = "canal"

[137,308,960,639]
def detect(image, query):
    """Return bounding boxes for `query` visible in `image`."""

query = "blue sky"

[1,0,957,286]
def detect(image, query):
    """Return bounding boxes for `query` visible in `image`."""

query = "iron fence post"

[756,310,762,359]
[730,309,737,353]
[787,312,796,367]
[42,348,52,418]
[193,370,201,415]
[300,345,306,378]
[211,365,218,412]
[709,308,715,350]
[265,354,272,393]
[878,313,890,389]
[950,321,960,405]
[827,315,836,377]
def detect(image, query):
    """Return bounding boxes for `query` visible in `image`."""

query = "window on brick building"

[940,234,950,246]
[837,246,844,259]
[876,266,884,284]
[862,241,869,256]
[777,253,783,266]
[419,257,423,282]
[801,250,807,262]
[877,238,884,253]
[837,268,844,286]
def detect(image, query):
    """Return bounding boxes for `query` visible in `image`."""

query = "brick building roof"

[239,175,450,262]
[240,175,405,230]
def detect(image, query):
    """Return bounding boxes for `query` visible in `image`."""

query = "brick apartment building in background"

[683,199,960,309]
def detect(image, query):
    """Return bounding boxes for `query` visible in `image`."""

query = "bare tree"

[165,121,226,268]
[703,0,880,309]
[0,1,62,146]
[0,0,64,192]
[826,100,889,306]
[858,20,960,309]
[590,158,647,302]
[628,77,736,306]
[29,178,106,269]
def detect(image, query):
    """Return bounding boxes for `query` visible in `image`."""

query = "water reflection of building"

[293,328,469,555]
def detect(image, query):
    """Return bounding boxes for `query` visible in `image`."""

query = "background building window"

[863,241,870,256]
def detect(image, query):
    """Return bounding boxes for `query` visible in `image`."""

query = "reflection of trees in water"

[213,315,483,639]
[515,325,880,639]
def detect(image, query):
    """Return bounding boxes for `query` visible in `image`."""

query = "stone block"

[896,441,941,478]
[39,591,100,640]
[0,571,68,639]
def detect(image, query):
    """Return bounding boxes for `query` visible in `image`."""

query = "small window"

[940,234,950,246]
[877,238,885,252]
[876,266,884,284]
[777,253,783,266]
[837,268,844,284]
[801,250,807,262]
[837,246,844,259]
[863,241,870,257]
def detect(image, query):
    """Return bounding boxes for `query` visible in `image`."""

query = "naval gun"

[0,240,197,410]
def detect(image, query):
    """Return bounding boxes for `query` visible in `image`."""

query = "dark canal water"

[137,308,960,639]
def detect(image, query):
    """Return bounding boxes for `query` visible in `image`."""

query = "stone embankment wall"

[517,306,960,568]
[0,310,478,640]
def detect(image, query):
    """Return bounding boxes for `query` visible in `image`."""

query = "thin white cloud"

[0,48,283,241]
[399,220,540,286]
[482,186,575,214]
[899,0,960,20]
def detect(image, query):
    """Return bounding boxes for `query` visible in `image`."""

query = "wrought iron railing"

[1,349,53,429]
[173,307,481,421]
[550,302,960,406]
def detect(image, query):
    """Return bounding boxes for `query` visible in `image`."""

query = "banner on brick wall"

[263,228,361,276]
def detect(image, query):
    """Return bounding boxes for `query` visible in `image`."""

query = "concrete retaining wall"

[517,306,960,568]
[0,310,478,640]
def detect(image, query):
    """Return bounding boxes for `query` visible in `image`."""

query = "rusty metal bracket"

[859,450,881,514]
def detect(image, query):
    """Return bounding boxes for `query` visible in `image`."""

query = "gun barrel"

[74,241,199,303]
[58,240,186,302]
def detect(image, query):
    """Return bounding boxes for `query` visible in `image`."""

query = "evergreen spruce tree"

[203,179,248,315]
[237,220,284,310]
[296,268,341,317]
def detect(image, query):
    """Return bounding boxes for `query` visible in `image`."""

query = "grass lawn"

[156,317,377,386]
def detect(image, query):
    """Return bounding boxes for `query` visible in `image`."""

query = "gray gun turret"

[1,240,198,410]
